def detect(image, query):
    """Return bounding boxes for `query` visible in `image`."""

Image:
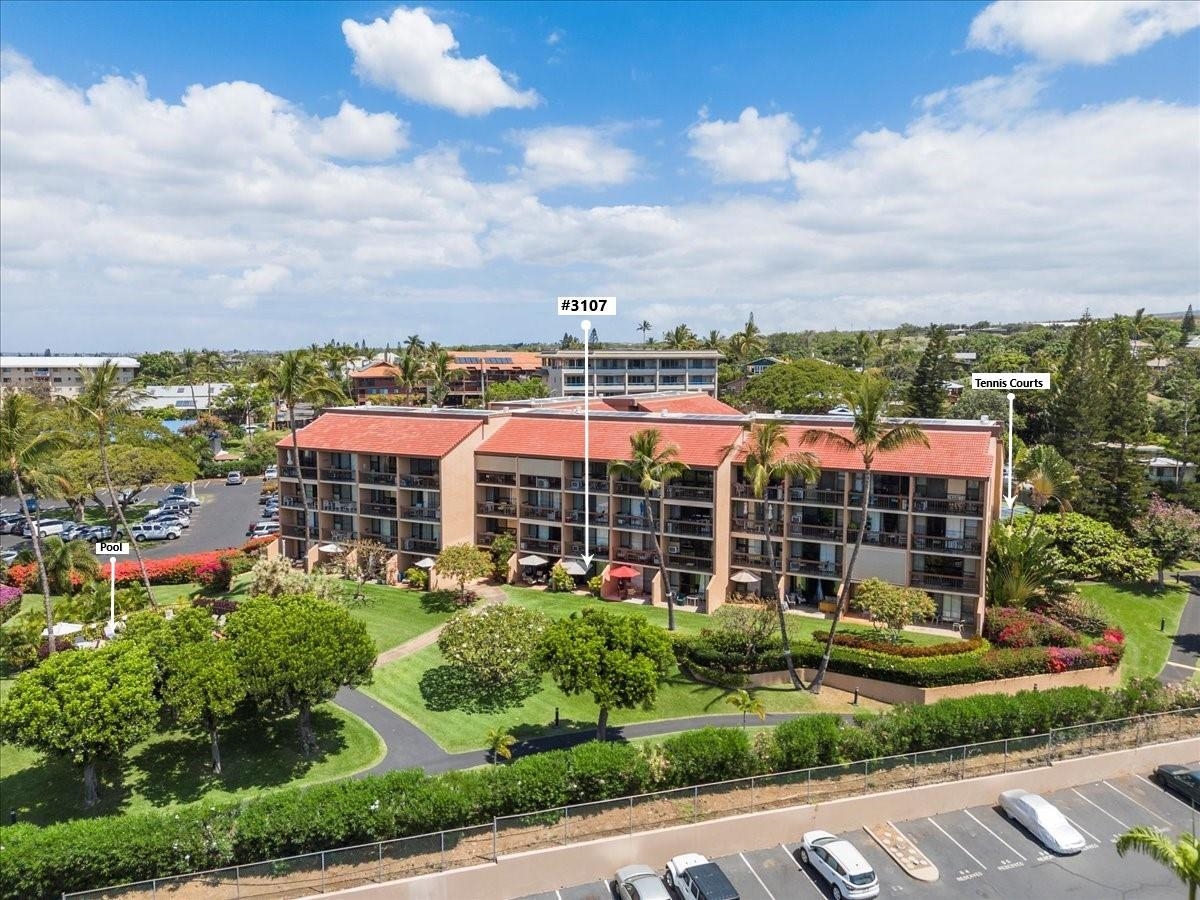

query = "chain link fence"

[64,707,1200,899]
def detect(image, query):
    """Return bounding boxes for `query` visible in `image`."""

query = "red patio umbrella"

[608,565,640,579]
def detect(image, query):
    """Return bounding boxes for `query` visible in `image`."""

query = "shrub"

[0,584,20,624]
[548,562,574,593]
[983,607,1084,649]
[195,558,233,593]
[1038,512,1157,582]
[192,595,239,616]
[566,741,653,802]
[404,567,429,590]
[769,715,842,771]
[660,727,758,787]
[487,751,572,813]
[1032,593,1112,636]
[811,629,988,658]
[587,575,603,598]
[0,552,250,592]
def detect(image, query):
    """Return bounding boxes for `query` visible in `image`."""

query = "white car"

[998,790,1086,854]
[21,518,67,538]
[664,853,739,900]
[130,522,182,542]
[226,471,244,485]
[250,522,281,538]
[145,509,191,527]
[264,464,278,479]
[799,831,880,900]
[613,864,671,900]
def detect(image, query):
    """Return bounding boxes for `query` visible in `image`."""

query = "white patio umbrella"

[41,622,84,638]
[519,554,549,566]
[729,570,761,584]
[317,543,343,554]
[560,559,588,576]
[414,557,436,569]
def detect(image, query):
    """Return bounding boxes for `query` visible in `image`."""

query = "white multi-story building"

[541,349,722,397]
[131,383,233,413]
[0,356,139,399]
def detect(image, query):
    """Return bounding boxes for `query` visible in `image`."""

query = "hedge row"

[810,629,988,658]
[4,550,243,592]
[1,681,1191,899]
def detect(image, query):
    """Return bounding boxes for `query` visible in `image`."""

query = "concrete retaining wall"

[330,737,1200,899]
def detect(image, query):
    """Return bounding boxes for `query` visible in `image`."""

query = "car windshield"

[1185,772,1200,786]
[849,871,876,886]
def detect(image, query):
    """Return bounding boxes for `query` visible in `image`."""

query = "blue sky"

[1,1,1197,350]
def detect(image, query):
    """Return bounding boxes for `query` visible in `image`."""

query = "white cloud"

[546,29,564,46]
[969,0,1200,65]
[342,7,540,116]
[311,101,408,159]
[919,65,1048,124]
[515,126,637,188]
[687,107,813,183]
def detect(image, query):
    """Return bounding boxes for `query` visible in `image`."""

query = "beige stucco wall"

[475,454,517,473]
[849,546,908,584]
[439,429,487,548]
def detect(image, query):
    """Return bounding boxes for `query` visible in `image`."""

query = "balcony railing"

[477,529,517,546]
[612,480,651,497]
[666,485,714,501]
[521,476,562,490]
[331,529,359,542]
[613,546,658,564]
[788,558,840,576]
[570,541,610,556]
[281,496,305,508]
[731,552,771,569]
[733,484,783,501]
[281,465,298,478]
[520,538,561,554]
[791,522,842,541]
[363,534,398,549]
[477,501,517,516]
[321,468,355,483]
[847,529,907,548]
[566,478,610,493]
[789,487,844,505]
[281,524,306,538]
[912,494,984,516]
[565,509,609,524]
[478,471,517,486]
[320,499,357,514]
[910,571,980,593]
[912,535,983,555]
[849,492,910,512]
[665,553,713,571]
[520,505,563,522]
[360,501,397,518]
[400,507,440,521]
[360,470,397,486]
[732,517,783,535]
[403,538,439,553]
[665,520,714,537]
[399,474,440,489]
[614,513,652,530]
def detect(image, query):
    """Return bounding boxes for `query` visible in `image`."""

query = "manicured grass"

[502,586,714,635]
[797,619,960,647]
[1078,581,1190,682]
[345,584,458,653]
[363,641,882,753]
[83,503,156,525]
[0,703,384,827]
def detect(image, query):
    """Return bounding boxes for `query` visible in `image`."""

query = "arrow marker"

[1005,391,1016,513]
[580,319,595,571]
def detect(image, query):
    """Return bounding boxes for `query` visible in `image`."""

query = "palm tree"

[1116,826,1200,900]
[637,320,653,344]
[986,524,1065,608]
[1014,444,1076,530]
[173,348,225,416]
[404,334,425,359]
[73,361,157,603]
[0,392,67,652]
[394,352,427,405]
[41,536,99,595]
[426,349,458,406]
[725,689,766,728]
[258,351,347,568]
[799,371,929,693]
[662,324,697,350]
[856,331,873,369]
[701,329,725,351]
[734,420,821,689]
[607,429,688,631]
[485,726,517,764]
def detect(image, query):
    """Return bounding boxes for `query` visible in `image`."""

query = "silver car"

[998,789,1086,854]
[614,864,670,900]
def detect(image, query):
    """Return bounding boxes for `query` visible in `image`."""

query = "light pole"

[103,555,116,639]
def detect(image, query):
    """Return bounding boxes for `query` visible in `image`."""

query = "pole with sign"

[968,373,1052,513]
[97,541,130,639]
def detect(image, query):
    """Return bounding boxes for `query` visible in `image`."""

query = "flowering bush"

[195,558,234,593]
[984,607,1084,649]
[0,583,21,624]
[241,535,277,555]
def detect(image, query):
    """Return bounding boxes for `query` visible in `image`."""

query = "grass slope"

[345,585,458,653]
[1078,581,1189,682]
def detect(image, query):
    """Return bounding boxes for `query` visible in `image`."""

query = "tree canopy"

[435,543,493,601]
[739,359,856,414]
[437,603,550,682]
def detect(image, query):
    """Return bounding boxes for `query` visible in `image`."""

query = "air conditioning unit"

[536,478,550,488]
[521,541,530,550]
[569,479,583,490]
[669,544,681,554]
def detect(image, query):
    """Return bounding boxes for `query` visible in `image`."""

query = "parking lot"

[519,772,1198,900]
[1,476,267,558]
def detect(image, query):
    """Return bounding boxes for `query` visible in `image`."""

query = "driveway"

[1161,573,1200,683]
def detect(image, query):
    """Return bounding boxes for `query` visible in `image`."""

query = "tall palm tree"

[856,331,873,369]
[426,349,458,406]
[1116,826,1200,900]
[1014,444,1076,531]
[394,352,427,405]
[173,348,225,417]
[701,329,725,351]
[0,392,67,652]
[735,420,821,688]
[663,324,698,350]
[799,372,928,693]
[73,361,156,603]
[40,536,99,595]
[607,429,688,631]
[637,320,653,344]
[258,351,347,568]
[404,334,425,359]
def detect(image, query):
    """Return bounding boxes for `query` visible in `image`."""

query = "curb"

[864,821,939,882]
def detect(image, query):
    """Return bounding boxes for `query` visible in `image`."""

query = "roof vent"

[774,409,782,416]
[980,415,990,424]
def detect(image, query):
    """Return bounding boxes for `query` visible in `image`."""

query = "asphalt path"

[1161,574,1200,684]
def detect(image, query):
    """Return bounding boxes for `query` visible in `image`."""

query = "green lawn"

[502,586,715,634]
[0,703,384,827]
[798,620,957,647]
[83,503,156,525]
[9,582,203,624]
[346,584,458,653]
[1078,581,1190,682]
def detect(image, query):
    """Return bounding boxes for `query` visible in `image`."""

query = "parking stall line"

[1099,780,1174,827]
[739,853,778,900]
[964,810,1026,861]
[927,818,988,871]
[783,844,828,898]
[1134,773,1200,818]
[1070,788,1130,830]
[1061,813,1102,845]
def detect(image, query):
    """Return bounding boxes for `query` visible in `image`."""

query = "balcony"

[731,552,771,569]
[732,517,783,535]
[400,507,440,521]
[281,465,298,478]
[281,524,306,538]
[912,494,984,517]
[476,500,517,516]
[521,476,562,490]
[666,485,714,502]
[665,520,714,537]
[848,529,907,548]
[361,501,397,518]
[360,470,397,486]
[733,484,783,501]
[850,492,910,512]
[791,522,841,541]
[280,496,304,509]
[566,478,610,493]
[910,571,980,593]
[613,546,658,564]
[612,480,652,497]
[403,538,439,553]
[477,529,517,546]
[478,471,517,486]
[789,487,844,505]
[565,509,609,525]
[520,505,563,522]
[331,530,359,542]
[912,535,983,555]
[399,474,440,489]
[321,467,355,483]
[614,513,652,530]
[520,538,561,554]
[320,499,357,514]
[363,534,398,550]
[665,553,713,571]
[788,558,840,576]
[570,541,610,556]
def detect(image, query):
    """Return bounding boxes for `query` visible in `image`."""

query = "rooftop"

[277,407,489,456]
[1,355,139,368]
[541,348,723,359]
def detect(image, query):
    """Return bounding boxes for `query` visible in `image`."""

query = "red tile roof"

[634,395,742,415]
[277,411,482,457]
[478,417,744,467]
[350,362,399,380]
[449,351,543,372]
[735,424,996,479]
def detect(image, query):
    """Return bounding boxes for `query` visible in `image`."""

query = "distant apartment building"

[350,352,544,406]
[132,383,232,413]
[0,355,139,399]
[541,349,722,397]
[278,395,1000,633]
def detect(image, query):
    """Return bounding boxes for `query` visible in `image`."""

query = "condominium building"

[541,349,722,397]
[0,355,139,398]
[277,397,999,633]
[350,352,544,406]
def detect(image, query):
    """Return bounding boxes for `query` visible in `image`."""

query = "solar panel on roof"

[458,356,482,364]
[484,356,513,364]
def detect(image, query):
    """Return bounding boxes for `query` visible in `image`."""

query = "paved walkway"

[1160,573,1200,684]
[373,583,506,667]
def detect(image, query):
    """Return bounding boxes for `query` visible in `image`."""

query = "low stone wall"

[745,664,1120,704]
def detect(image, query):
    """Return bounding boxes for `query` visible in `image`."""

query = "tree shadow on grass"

[133,707,348,807]
[0,752,131,826]
[419,664,542,713]
[419,590,461,614]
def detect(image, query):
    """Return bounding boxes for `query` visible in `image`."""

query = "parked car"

[1,549,18,566]
[167,484,188,498]
[1155,764,1200,805]
[799,831,880,900]
[0,514,25,534]
[262,507,279,521]
[226,471,244,485]
[21,518,67,538]
[80,524,115,542]
[156,501,194,517]
[152,515,190,532]
[145,508,190,528]
[130,522,182,542]
[614,864,671,900]
[665,854,739,900]
[998,790,1086,854]
[250,522,280,538]
[264,465,278,479]
[61,523,85,542]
